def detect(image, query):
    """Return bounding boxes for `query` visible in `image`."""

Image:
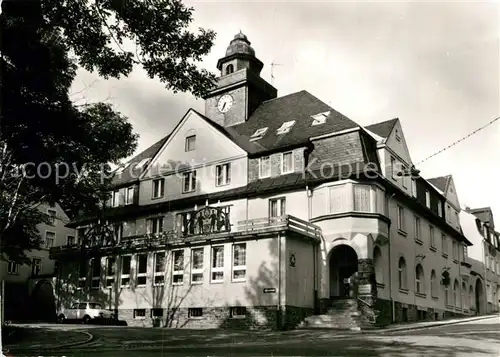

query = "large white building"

[51,32,497,329]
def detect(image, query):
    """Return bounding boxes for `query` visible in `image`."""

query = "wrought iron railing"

[50,214,322,258]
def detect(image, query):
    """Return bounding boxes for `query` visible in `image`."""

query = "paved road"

[7,316,500,357]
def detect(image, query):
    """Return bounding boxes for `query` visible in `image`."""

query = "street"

[4,316,499,356]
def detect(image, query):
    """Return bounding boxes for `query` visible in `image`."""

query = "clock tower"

[204,31,277,127]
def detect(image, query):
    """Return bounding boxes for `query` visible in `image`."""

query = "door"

[67,303,79,319]
[338,266,351,297]
[77,303,87,319]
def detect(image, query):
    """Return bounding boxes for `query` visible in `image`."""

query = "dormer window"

[185,135,196,152]
[276,121,295,135]
[135,158,150,170]
[225,64,234,75]
[250,127,268,141]
[311,111,330,126]
[395,129,401,141]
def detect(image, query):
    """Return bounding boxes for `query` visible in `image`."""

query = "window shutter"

[119,190,125,206]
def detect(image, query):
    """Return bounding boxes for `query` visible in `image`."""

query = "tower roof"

[217,31,263,71]
[225,31,255,57]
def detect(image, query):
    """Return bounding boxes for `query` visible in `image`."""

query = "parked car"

[57,302,115,324]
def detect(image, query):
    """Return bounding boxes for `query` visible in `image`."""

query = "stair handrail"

[357,296,373,308]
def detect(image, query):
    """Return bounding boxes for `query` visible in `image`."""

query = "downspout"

[387,192,396,322]
[277,232,282,329]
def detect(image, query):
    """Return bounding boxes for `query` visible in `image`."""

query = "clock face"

[217,95,233,113]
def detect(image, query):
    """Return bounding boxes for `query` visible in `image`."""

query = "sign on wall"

[263,288,276,293]
[358,284,371,295]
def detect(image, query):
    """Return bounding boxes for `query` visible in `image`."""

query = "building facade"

[461,207,500,313]
[52,32,489,329]
[1,203,75,321]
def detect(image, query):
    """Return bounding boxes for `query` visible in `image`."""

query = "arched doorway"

[30,280,57,322]
[329,244,358,298]
[475,278,484,315]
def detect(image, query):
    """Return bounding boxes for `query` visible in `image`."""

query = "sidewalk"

[3,326,93,352]
[374,313,499,333]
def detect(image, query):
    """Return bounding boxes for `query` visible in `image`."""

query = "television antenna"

[270,61,283,85]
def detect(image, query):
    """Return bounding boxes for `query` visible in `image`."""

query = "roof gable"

[384,119,413,166]
[428,175,461,209]
[365,118,398,142]
[468,207,495,228]
[428,175,449,193]
[141,109,247,179]
[229,90,360,155]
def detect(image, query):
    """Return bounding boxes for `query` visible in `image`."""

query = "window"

[414,217,420,241]
[353,185,371,212]
[211,246,224,282]
[136,254,147,287]
[152,178,165,199]
[151,308,164,318]
[121,256,131,287]
[225,64,234,75]
[430,270,437,298]
[172,250,184,285]
[437,202,442,217]
[146,217,163,235]
[373,246,383,285]
[154,252,165,285]
[113,223,123,242]
[411,179,417,197]
[191,248,204,283]
[269,198,286,218]
[185,135,196,151]
[105,257,116,288]
[45,231,55,249]
[415,264,424,294]
[390,157,396,179]
[397,206,405,232]
[453,279,459,307]
[311,111,329,125]
[134,309,146,319]
[31,258,42,276]
[462,282,467,310]
[276,120,295,135]
[402,166,408,188]
[188,308,203,318]
[89,258,100,289]
[430,226,435,247]
[126,187,135,205]
[454,212,459,226]
[395,129,401,141]
[67,235,76,246]
[452,241,458,261]
[183,171,196,193]
[425,190,430,208]
[329,185,351,213]
[47,209,56,225]
[469,285,474,310]
[112,190,120,207]
[398,257,407,290]
[78,260,88,288]
[250,127,268,141]
[232,243,246,281]
[259,156,271,178]
[442,234,447,255]
[216,163,231,186]
[7,261,18,275]
[230,306,247,318]
[281,152,294,174]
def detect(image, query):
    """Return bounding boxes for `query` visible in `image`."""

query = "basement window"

[276,121,296,135]
[133,309,146,319]
[311,111,330,126]
[230,306,247,318]
[250,127,268,141]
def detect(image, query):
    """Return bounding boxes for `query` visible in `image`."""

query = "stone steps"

[298,299,362,330]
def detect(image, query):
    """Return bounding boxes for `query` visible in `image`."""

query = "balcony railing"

[50,214,322,258]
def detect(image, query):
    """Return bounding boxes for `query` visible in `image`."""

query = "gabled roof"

[467,206,494,228]
[365,118,398,139]
[428,175,451,193]
[229,90,360,155]
[460,210,486,246]
[111,134,170,187]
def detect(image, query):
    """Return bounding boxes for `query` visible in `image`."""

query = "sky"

[71,1,500,226]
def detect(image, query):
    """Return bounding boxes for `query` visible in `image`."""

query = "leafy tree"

[0,0,216,263]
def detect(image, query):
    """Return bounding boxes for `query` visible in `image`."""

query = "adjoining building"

[460,207,500,313]
[1,203,75,322]
[52,32,489,329]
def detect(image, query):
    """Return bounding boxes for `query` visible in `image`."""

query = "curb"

[374,314,499,333]
[6,330,94,352]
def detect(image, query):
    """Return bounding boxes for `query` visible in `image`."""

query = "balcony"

[50,213,322,259]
